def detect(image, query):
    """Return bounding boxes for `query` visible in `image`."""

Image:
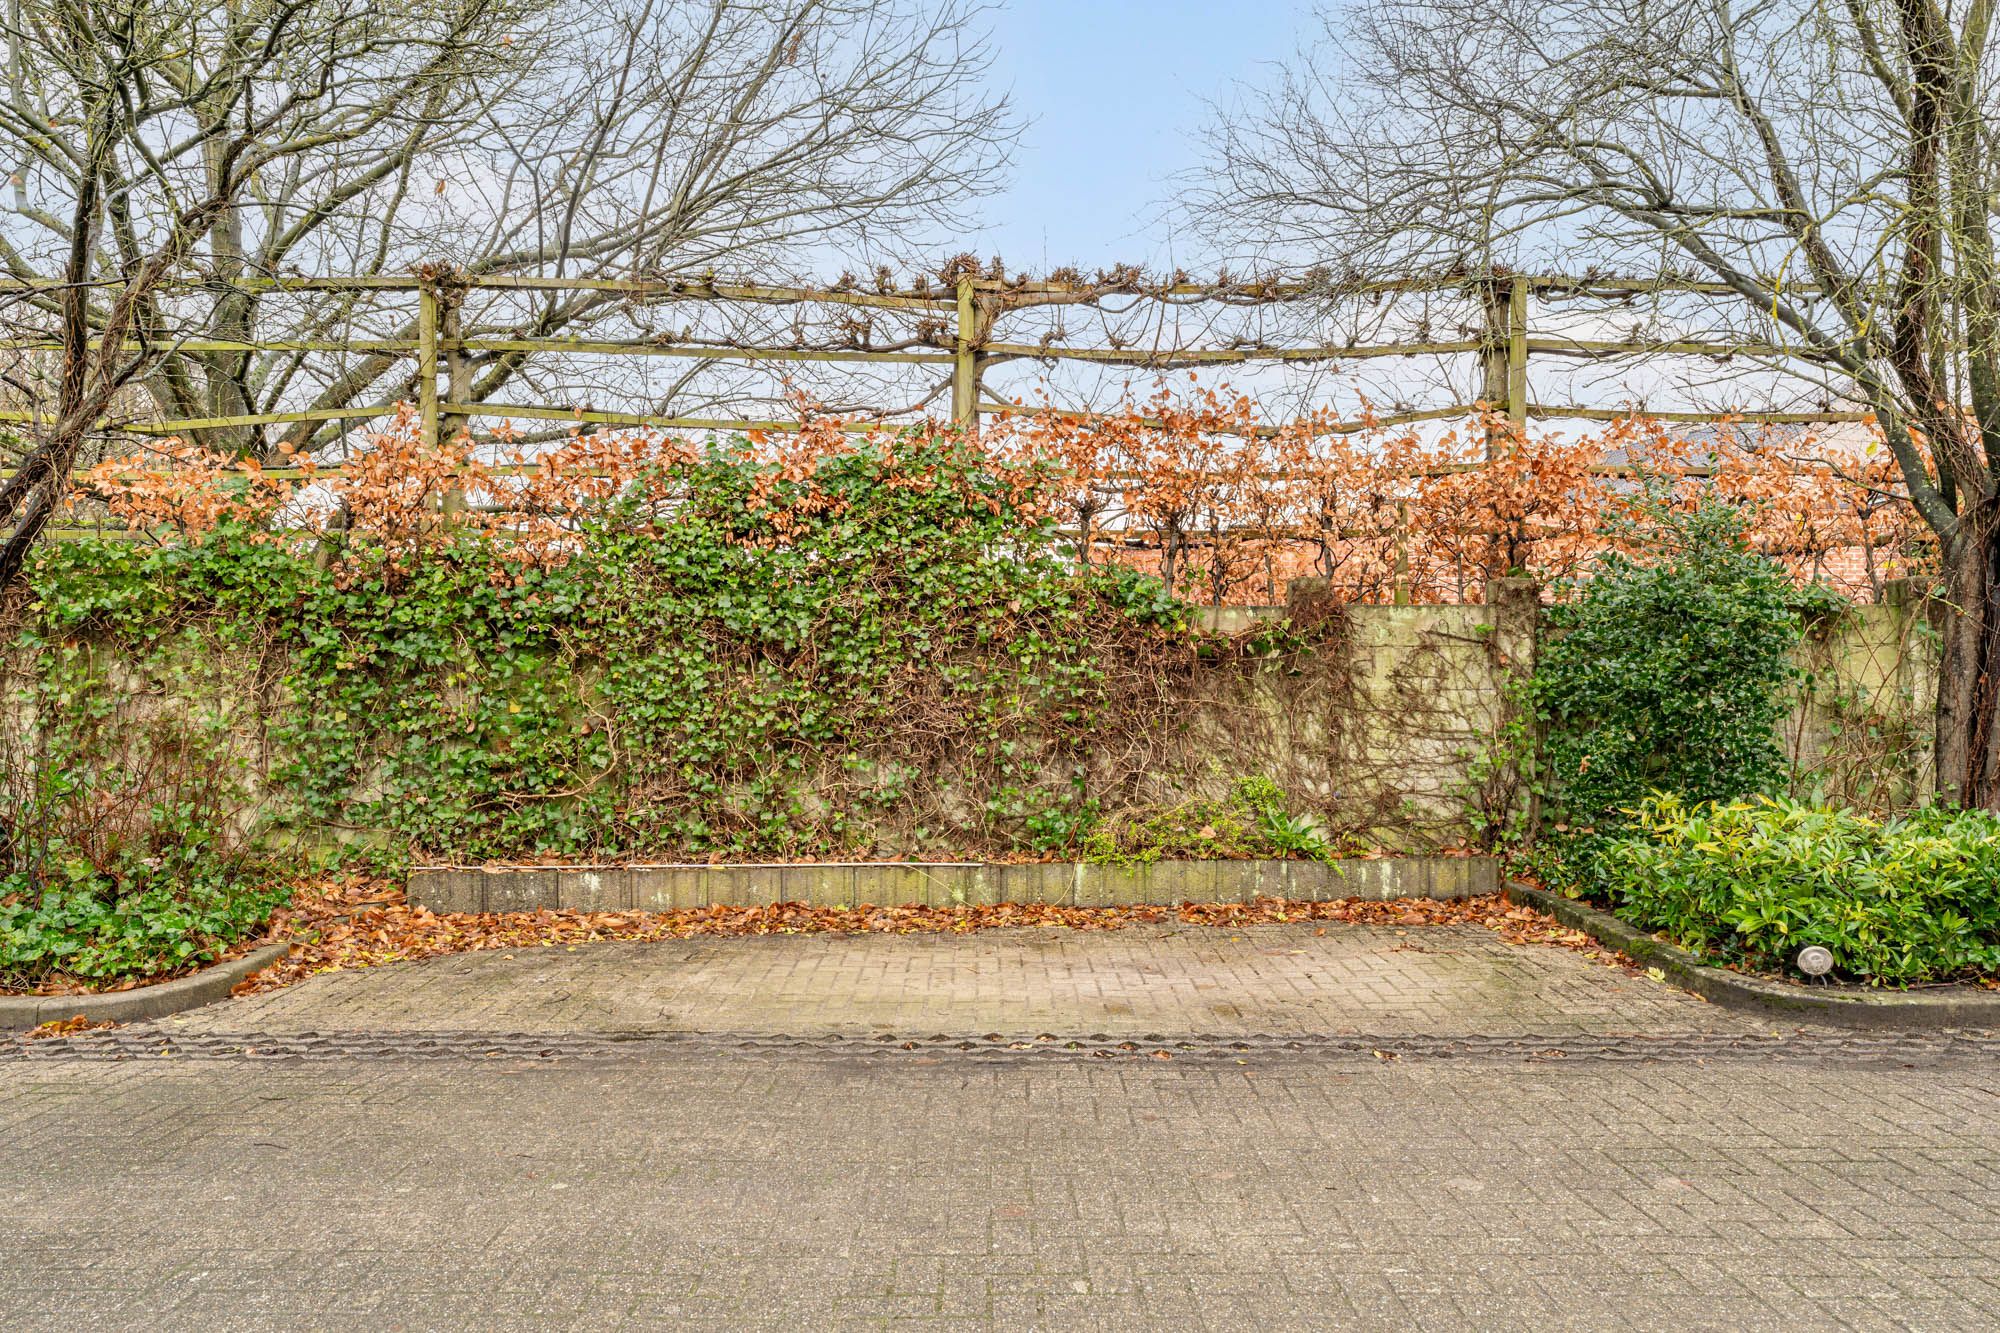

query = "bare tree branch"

[1193,0,2000,802]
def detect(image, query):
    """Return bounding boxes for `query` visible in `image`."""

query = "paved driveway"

[160,922,1755,1039]
[4,924,1997,1330]
[5,1047,2000,1330]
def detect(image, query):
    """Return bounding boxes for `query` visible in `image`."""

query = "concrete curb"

[409,855,1498,913]
[0,942,292,1032]
[1504,882,2000,1030]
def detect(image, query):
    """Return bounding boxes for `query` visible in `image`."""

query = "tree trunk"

[0,415,95,587]
[1934,511,2000,810]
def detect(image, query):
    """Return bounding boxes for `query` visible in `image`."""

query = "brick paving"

[162,922,1762,1038]
[3,1052,1999,1329]
[10,924,2000,1329]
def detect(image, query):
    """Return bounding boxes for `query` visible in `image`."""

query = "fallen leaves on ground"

[237,881,1627,995]
[22,1016,118,1039]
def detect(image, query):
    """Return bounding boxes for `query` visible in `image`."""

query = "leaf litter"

[235,877,1628,996]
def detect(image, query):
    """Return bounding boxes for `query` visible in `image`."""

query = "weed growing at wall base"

[1079,775,1343,865]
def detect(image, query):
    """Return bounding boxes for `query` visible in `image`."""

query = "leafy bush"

[1531,497,1826,834]
[1592,795,2000,984]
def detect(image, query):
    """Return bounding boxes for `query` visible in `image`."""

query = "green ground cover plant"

[1592,795,2000,984]
[0,647,290,991]
[0,873,288,992]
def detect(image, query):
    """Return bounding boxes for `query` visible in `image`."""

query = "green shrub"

[1530,497,1826,833]
[1591,795,2000,984]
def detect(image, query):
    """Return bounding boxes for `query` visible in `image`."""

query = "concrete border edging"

[0,942,291,1032]
[410,855,1498,914]
[1504,881,2000,1030]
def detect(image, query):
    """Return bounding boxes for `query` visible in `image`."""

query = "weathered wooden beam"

[0,271,1830,302]
[441,402,898,433]
[1524,336,1831,360]
[980,341,1481,365]
[1506,276,1529,429]
[0,274,954,308]
[0,337,418,353]
[0,404,402,433]
[450,338,952,365]
[1525,403,1872,424]
[977,402,1474,438]
[952,276,977,428]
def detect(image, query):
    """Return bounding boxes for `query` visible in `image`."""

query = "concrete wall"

[10,581,1936,866]
[1181,578,1938,840]
[410,855,1500,913]
[1787,588,1938,812]
[1338,602,1506,837]
[1177,595,1528,849]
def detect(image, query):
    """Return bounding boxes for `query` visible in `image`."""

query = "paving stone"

[1,1056,1997,1329]
[10,919,1995,1328]
[159,922,1760,1038]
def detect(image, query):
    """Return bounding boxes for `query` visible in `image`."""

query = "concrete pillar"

[1485,577,1543,844]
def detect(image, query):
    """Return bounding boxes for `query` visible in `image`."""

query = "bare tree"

[0,0,531,583]
[1198,0,2000,809]
[0,0,1013,456]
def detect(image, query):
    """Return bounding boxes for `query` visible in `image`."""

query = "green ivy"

[19,431,1295,865]
[0,637,289,989]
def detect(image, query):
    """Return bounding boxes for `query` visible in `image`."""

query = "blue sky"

[966,1,1308,270]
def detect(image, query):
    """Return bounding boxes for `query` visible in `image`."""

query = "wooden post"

[417,284,440,450]
[441,296,471,444]
[1477,274,1531,449]
[1478,278,1510,465]
[1478,280,1509,416]
[1477,276,1532,579]
[1506,274,1529,431]
[1393,500,1412,605]
[440,294,469,518]
[951,276,978,430]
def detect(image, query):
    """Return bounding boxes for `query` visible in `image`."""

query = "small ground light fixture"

[1795,945,1835,978]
